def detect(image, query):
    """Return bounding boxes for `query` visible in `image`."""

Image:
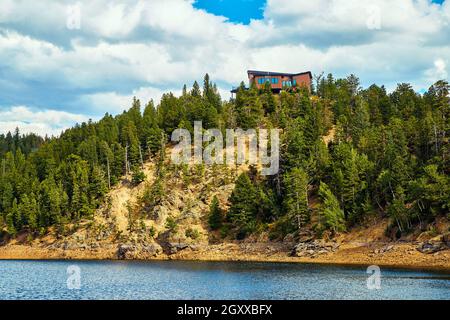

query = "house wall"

[249,73,312,91]
[292,73,312,89]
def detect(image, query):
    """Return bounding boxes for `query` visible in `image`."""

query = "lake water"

[0,260,449,300]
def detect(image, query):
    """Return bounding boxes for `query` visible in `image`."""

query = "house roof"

[247,70,312,78]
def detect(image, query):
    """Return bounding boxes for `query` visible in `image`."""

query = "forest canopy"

[0,74,448,240]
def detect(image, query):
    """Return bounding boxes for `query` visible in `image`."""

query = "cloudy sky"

[0,0,449,136]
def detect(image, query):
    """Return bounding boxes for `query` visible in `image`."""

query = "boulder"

[291,240,339,257]
[154,206,169,225]
[429,235,444,244]
[283,233,296,243]
[417,242,444,254]
[117,243,163,259]
[167,242,189,254]
[443,233,450,247]
[142,243,163,256]
[62,241,79,250]
[373,244,394,254]
[416,233,450,254]
[90,242,100,249]
[189,245,200,251]
[117,244,136,259]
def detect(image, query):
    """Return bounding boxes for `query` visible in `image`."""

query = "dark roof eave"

[247,70,312,78]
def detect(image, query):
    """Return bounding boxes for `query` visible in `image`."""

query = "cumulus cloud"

[425,58,448,83]
[0,0,449,136]
[0,106,90,137]
[80,86,183,115]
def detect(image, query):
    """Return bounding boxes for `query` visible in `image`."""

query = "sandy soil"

[97,162,156,233]
[169,242,450,272]
[1,241,448,273]
[1,145,447,273]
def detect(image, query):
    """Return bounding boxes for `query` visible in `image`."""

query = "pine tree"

[283,168,310,231]
[191,81,201,97]
[387,186,409,233]
[143,100,164,156]
[234,83,264,129]
[6,206,16,236]
[283,118,308,171]
[208,195,223,230]
[89,165,108,205]
[318,182,346,233]
[228,172,258,236]
[260,81,276,114]
[131,165,146,185]
[19,193,39,231]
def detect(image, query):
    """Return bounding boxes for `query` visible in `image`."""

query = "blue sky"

[194,0,265,24]
[0,0,449,136]
[195,0,447,24]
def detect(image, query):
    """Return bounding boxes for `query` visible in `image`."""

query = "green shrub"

[165,217,178,232]
[219,224,230,239]
[132,169,146,185]
[149,225,156,238]
[185,228,200,240]
[208,195,223,230]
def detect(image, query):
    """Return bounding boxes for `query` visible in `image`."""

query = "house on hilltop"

[231,70,312,97]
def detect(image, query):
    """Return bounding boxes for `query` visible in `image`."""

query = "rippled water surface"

[0,260,449,300]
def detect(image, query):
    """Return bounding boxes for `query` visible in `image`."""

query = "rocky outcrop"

[49,240,101,251]
[416,234,449,254]
[167,242,189,254]
[443,233,450,247]
[291,240,339,258]
[373,244,394,255]
[117,243,163,259]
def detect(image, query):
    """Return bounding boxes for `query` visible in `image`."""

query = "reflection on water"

[0,260,449,300]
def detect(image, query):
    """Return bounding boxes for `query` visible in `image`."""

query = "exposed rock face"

[117,243,163,259]
[166,242,189,255]
[443,233,450,247]
[417,234,449,254]
[291,240,339,258]
[373,245,394,255]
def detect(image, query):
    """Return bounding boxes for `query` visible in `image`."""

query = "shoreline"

[1,242,449,273]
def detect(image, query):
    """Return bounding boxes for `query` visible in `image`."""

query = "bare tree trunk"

[389,181,395,199]
[106,156,111,189]
[434,123,439,154]
[125,144,129,178]
[375,198,384,211]
[139,144,144,169]
[396,217,403,233]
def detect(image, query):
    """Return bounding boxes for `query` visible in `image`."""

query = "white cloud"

[0,106,90,137]
[0,0,449,136]
[80,86,182,114]
[425,58,448,83]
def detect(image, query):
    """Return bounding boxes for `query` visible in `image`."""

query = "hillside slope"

[1,143,449,271]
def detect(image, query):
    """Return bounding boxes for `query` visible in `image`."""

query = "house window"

[258,78,271,84]
[272,78,278,84]
[293,80,297,86]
